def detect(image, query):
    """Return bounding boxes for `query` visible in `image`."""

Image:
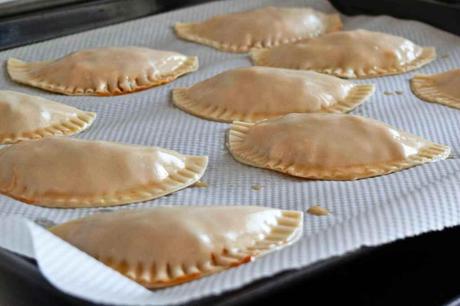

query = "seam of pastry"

[250,47,436,79]
[174,14,342,53]
[0,112,96,144]
[7,56,198,96]
[172,88,236,123]
[91,210,302,288]
[173,84,375,122]
[0,154,208,207]
[227,121,450,180]
[175,22,310,53]
[322,84,375,113]
[410,75,460,110]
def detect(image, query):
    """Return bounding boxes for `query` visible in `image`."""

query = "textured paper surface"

[0,0,460,305]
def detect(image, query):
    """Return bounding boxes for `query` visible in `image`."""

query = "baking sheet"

[0,0,460,305]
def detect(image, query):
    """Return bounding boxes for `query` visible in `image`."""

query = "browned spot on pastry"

[307,205,330,216]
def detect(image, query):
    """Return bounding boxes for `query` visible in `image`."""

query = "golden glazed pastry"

[7,47,198,96]
[173,67,374,122]
[251,30,436,79]
[50,206,303,288]
[228,113,450,180]
[0,90,95,144]
[175,6,342,52]
[0,137,208,207]
[411,69,460,109]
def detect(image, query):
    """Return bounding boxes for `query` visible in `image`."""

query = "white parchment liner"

[0,0,459,305]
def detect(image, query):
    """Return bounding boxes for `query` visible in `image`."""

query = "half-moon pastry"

[175,6,342,53]
[0,90,95,144]
[228,113,450,180]
[173,67,374,122]
[0,137,208,207]
[411,69,460,109]
[7,47,198,96]
[251,30,436,79]
[50,206,303,288]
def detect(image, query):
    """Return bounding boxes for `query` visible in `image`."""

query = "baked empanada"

[228,113,450,180]
[411,69,460,109]
[0,137,208,207]
[173,67,374,122]
[175,6,342,53]
[251,30,436,79]
[50,206,303,288]
[0,90,95,144]
[7,47,198,96]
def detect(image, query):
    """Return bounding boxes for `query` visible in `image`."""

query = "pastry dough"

[173,67,374,122]
[0,90,95,144]
[228,113,450,180]
[175,6,342,53]
[7,47,198,96]
[50,206,303,288]
[251,30,436,79]
[411,69,460,109]
[0,137,208,207]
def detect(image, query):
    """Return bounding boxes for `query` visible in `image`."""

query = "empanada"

[50,206,303,288]
[175,6,342,53]
[411,69,460,109]
[0,137,208,207]
[228,113,450,180]
[173,67,374,122]
[251,30,436,79]
[0,90,95,144]
[7,47,198,96]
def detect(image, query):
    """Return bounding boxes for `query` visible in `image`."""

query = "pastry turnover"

[251,30,436,79]
[228,113,450,180]
[7,47,198,96]
[173,67,374,122]
[411,69,460,109]
[0,137,208,207]
[50,206,303,288]
[0,90,95,144]
[175,6,342,53]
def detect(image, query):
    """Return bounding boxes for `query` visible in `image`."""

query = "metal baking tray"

[3,225,460,305]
